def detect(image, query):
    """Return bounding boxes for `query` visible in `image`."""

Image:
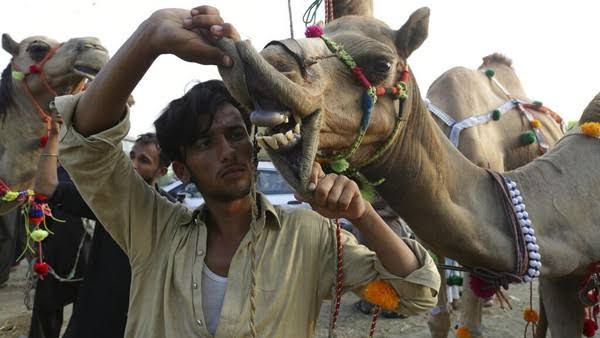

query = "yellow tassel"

[362,280,400,310]
[456,326,472,338]
[523,308,539,323]
[530,119,541,129]
[581,122,600,137]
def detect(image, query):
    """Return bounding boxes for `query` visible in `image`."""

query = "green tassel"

[485,68,495,78]
[532,100,543,107]
[520,131,537,145]
[447,274,464,286]
[492,109,501,121]
[330,159,349,173]
[360,183,377,202]
[11,70,24,81]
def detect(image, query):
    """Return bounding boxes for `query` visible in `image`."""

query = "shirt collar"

[194,192,281,230]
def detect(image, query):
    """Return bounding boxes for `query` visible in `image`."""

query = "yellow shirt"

[55,93,440,338]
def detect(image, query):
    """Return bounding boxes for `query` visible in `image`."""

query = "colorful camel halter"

[309,34,409,200]
[11,43,64,136]
[427,68,566,154]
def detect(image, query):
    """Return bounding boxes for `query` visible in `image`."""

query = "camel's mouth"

[73,63,100,80]
[254,106,322,196]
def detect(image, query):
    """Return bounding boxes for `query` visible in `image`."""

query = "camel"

[0,34,108,285]
[216,2,600,337]
[0,33,109,214]
[426,54,565,337]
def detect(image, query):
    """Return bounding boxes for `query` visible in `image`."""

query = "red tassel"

[469,275,496,298]
[33,262,49,278]
[583,318,598,337]
[400,70,411,83]
[39,135,49,148]
[305,24,324,38]
[29,64,42,74]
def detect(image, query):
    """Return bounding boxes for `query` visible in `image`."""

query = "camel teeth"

[264,136,279,150]
[274,133,288,146]
[294,123,300,133]
[285,130,294,140]
[256,137,267,148]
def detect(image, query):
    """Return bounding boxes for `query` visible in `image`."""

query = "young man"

[34,118,174,338]
[55,6,440,337]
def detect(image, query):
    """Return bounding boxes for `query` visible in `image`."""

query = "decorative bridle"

[11,43,63,134]
[306,33,410,201]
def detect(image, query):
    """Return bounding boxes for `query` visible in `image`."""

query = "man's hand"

[295,162,369,221]
[48,111,63,137]
[146,5,240,66]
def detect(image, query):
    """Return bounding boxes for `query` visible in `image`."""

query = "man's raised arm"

[74,5,239,136]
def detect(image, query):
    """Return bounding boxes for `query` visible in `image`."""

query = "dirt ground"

[1,260,597,338]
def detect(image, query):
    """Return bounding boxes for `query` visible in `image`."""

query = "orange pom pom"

[456,326,472,338]
[523,308,539,323]
[530,119,542,129]
[581,122,600,137]
[375,87,386,96]
[362,280,400,310]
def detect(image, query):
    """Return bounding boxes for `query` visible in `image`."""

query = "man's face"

[180,103,254,203]
[130,143,164,185]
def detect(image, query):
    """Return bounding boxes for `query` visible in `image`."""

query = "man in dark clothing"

[31,116,173,338]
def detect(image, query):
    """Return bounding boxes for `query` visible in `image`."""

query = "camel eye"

[27,41,51,62]
[374,59,392,73]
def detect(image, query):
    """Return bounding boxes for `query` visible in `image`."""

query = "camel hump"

[579,92,600,123]
[479,53,513,69]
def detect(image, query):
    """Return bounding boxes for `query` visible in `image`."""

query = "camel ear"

[396,7,430,59]
[332,0,373,18]
[2,34,20,56]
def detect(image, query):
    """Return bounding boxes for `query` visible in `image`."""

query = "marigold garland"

[456,326,472,338]
[362,280,400,310]
[581,122,600,138]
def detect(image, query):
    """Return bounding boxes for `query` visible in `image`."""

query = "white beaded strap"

[448,99,523,147]
[425,99,456,127]
[503,177,542,283]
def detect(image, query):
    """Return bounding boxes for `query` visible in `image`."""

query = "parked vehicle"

[164,161,308,210]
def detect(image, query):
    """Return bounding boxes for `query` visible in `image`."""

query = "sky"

[2,0,600,136]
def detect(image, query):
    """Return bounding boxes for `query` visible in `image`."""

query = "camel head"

[220,3,429,195]
[1,33,109,117]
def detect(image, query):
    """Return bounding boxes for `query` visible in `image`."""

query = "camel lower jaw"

[72,66,98,80]
[261,109,322,196]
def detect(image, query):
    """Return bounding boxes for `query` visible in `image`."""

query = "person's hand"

[48,111,63,137]
[146,5,240,66]
[295,162,368,221]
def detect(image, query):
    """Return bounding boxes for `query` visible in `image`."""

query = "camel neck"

[360,78,515,271]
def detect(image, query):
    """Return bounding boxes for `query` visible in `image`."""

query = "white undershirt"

[202,264,228,336]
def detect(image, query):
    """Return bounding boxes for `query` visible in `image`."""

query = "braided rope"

[329,218,344,336]
[248,179,259,338]
[368,306,380,338]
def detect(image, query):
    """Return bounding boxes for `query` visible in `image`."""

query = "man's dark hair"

[134,132,172,167]
[154,80,250,163]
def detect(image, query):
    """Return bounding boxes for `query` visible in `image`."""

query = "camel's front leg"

[539,276,585,338]
[535,290,548,338]
[428,256,451,338]
[459,273,484,337]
